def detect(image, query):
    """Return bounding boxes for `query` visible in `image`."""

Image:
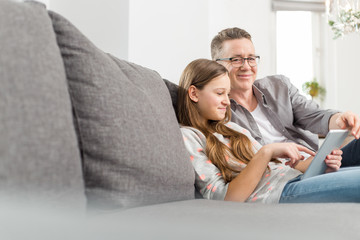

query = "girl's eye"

[217,92,223,95]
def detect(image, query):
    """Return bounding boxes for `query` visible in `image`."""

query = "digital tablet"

[301,129,349,180]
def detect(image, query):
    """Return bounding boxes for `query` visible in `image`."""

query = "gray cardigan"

[180,124,302,203]
[230,75,339,151]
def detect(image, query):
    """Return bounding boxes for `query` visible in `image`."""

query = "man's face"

[220,39,258,93]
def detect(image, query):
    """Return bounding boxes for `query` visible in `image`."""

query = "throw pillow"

[49,11,195,210]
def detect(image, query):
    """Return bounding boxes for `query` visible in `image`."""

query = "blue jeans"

[279,167,360,203]
[341,138,360,167]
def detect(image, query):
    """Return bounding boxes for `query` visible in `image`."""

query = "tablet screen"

[301,129,349,180]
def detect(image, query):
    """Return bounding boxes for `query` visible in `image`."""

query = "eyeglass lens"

[231,57,258,67]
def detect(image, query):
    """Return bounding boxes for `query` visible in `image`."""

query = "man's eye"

[248,57,256,61]
[231,58,241,62]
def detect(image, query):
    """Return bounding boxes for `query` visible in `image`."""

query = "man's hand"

[332,111,360,139]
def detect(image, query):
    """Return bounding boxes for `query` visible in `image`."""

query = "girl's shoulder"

[180,125,201,134]
[180,123,250,138]
[180,125,208,149]
[180,125,206,141]
[225,122,250,135]
[225,122,262,150]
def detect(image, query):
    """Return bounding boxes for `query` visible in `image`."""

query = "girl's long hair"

[177,59,278,183]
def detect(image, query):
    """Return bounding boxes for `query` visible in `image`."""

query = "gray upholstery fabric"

[163,79,179,113]
[96,199,360,239]
[0,0,85,209]
[49,11,195,210]
[3,199,360,240]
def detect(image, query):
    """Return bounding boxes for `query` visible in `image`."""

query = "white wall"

[320,15,338,110]
[48,0,273,83]
[334,34,360,114]
[127,0,274,82]
[320,16,360,114]
[47,0,360,113]
[49,0,129,59]
[128,0,209,83]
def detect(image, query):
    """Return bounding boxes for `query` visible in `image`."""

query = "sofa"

[1,1,360,239]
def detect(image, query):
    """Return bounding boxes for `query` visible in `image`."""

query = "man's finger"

[345,114,355,127]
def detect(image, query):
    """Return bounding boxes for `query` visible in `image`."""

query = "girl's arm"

[224,145,273,202]
[181,127,230,200]
[294,149,343,173]
[225,143,315,202]
[294,156,312,173]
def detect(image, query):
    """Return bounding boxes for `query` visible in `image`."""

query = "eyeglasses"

[216,56,260,67]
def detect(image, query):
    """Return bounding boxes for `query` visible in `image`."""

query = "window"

[273,0,326,99]
[276,11,314,97]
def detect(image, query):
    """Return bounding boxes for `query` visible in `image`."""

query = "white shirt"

[251,104,288,145]
[251,104,311,158]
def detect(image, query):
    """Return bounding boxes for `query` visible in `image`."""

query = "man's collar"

[252,84,267,105]
[230,85,267,106]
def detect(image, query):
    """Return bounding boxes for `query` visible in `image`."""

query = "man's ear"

[188,85,199,103]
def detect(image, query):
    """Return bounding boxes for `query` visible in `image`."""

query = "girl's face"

[190,73,231,122]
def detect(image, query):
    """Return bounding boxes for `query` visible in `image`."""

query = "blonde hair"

[211,27,252,60]
[177,59,257,182]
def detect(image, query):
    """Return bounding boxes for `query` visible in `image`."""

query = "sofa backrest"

[49,10,196,210]
[0,0,85,210]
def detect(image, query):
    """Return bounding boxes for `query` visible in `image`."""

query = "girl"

[177,59,360,203]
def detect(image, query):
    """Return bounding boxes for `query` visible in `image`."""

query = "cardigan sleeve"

[226,122,263,152]
[180,127,229,200]
[282,75,339,136]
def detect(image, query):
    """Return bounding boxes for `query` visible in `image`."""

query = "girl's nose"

[223,95,230,106]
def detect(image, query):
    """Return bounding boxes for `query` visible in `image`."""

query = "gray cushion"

[0,0,85,210]
[94,200,360,239]
[163,79,179,113]
[3,200,360,240]
[49,11,195,210]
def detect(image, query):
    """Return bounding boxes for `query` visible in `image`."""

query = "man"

[211,27,360,167]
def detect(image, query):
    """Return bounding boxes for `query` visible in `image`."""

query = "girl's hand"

[263,142,315,168]
[325,149,343,173]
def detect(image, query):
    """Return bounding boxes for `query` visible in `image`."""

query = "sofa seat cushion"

[93,200,360,239]
[3,199,360,239]
[0,0,85,209]
[49,11,195,210]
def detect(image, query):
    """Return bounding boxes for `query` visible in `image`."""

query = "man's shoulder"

[254,74,292,90]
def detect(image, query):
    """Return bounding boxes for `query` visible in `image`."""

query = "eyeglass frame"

[216,56,260,67]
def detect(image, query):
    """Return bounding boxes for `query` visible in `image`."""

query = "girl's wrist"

[258,145,274,160]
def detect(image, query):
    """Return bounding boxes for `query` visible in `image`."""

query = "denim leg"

[341,139,360,167]
[279,167,360,203]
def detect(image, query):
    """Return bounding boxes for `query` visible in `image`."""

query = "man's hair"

[211,27,252,60]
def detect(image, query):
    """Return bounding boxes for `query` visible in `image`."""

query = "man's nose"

[240,59,252,70]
